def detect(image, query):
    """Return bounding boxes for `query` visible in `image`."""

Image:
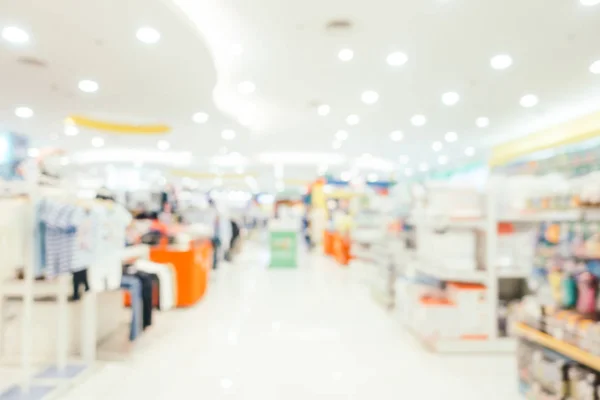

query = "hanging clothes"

[134,259,175,311]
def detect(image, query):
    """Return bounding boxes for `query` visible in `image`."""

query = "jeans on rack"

[127,271,153,329]
[120,275,142,341]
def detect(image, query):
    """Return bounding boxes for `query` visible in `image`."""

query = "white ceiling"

[2,0,600,189]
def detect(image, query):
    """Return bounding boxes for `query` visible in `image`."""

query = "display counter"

[149,239,212,307]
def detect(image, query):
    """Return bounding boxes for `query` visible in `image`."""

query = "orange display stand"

[323,230,335,256]
[124,239,212,308]
[149,239,213,307]
[333,233,350,266]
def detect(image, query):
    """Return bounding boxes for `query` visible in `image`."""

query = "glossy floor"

[61,243,520,399]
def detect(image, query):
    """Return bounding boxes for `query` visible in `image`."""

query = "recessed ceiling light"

[78,79,99,93]
[581,0,600,5]
[419,163,429,172]
[411,114,426,126]
[432,141,443,152]
[441,92,460,106]
[361,90,379,105]
[1,27,29,44]
[390,130,404,142]
[405,168,413,176]
[157,140,170,151]
[317,104,331,116]
[335,130,348,141]
[332,140,342,150]
[192,112,209,124]
[438,155,448,165]
[490,54,513,70]
[465,147,475,157]
[386,51,408,66]
[91,137,104,148]
[367,173,378,182]
[476,117,489,128]
[221,129,236,140]
[64,125,79,136]
[346,114,360,126]
[15,106,33,119]
[444,132,458,142]
[520,94,539,108]
[338,48,354,62]
[589,60,600,74]
[238,81,256,94]
[28,148,39,158]
[220,378,233,390]
[136,27,161,44]
[398,155,409,164]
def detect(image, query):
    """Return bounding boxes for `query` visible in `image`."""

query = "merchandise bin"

[333,233,351,266]
[323,230,335,256]
[148,239,213,307]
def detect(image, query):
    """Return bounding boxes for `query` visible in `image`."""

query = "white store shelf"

[499,210,583,222]
[414,262,488,283]
[403,321,516,353]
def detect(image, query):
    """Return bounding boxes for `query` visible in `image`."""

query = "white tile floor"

[58,243,521,400]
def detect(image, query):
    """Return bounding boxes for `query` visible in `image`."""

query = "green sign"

[269,231,298,268]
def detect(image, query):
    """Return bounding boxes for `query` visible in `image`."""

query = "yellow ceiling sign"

[490,111,600,167]
[66,116,171,135]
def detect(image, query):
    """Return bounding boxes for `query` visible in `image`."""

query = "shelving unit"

[515,322,600,371]
[399,185,534,353]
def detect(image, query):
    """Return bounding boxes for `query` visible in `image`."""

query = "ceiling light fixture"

[444,131,458,142]
[411,114,426,126]
[221,129,236,141]
[78,79,99,93]
[398,155,409,164]
[386,51,408,66]
[338,48,354,62]
[589,60,600,74]
[64,125,79,136]
[520,94,539,108]
[15,106,33,119]
[390,131,404,142]
[317,104,331,116]
[465,147,475,157]
[2,26,29,44]
[419,163,429,172]
[28,148,39,158]
[157,140,170,151]
[367,173,378,182]
[335,130,348,141]
[192,112,209,124]
[490,54,513,70]
[136,27,161,44]
[346,114,360,126]
[91,137,104,148]
[361,90,379,105]
[438,155,448,165]
[441,92,460,106]
[476,117,490,128]
[432,141,443,152]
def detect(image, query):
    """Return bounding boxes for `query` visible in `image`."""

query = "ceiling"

[2,0,600,191]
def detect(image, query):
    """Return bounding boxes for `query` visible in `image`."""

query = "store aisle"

[62,244,520,400]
